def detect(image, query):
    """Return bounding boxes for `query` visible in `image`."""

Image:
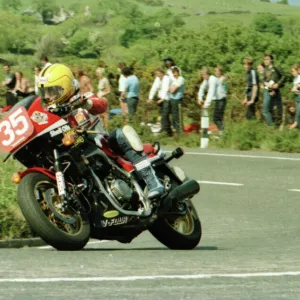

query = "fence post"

[200,108,209,148]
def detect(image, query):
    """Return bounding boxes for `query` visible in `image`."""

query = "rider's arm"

[83,94,108,115]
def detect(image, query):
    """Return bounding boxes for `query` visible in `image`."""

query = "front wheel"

[149,199,201,250]
[17,173,90,250]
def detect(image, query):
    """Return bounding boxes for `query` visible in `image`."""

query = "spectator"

[117,62,128,116]
[13,72,30,100]
[2,64,17,106]
[262,54,286,126]
[77,69,94,93]
[148,69,172,136]
[197,67,226,133]
[169,66,185,134]
[40,55,52,68]
[96,67,111,129]
[163,57,180,81]
[242,57,259,120]
[289,63,300,129]
[214,65,228,132]
[121,67,139,118]
[34,66,41,95]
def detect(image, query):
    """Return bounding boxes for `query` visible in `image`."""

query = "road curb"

[0,238,47,249]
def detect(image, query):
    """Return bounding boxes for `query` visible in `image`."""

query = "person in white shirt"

[197,66,226,132]
[117,62,128,116]
[214,65,228,131]
[147,69,172,136]
[289,63,300,129]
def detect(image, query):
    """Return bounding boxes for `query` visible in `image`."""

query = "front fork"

[53,149,67,199]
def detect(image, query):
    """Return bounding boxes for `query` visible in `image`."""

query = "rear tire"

[149,199,201,250]
[18,173,90,250]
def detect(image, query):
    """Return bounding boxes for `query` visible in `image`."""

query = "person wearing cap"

[169,66,185,134]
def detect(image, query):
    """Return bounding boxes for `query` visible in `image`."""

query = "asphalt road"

[1,148,300,300]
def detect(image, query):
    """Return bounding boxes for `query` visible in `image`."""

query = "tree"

[252,14,283,36]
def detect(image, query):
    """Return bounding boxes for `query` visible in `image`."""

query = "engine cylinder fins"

[110,179,133,202]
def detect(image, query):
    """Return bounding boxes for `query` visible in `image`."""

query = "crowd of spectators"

[1,54,300,136]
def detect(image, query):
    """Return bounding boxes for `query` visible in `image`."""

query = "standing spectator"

[169,66,185,134]
[289,63,300,129]
[242,57,259,120]
[77,69,94,93]
[197,67,226,133]
[96,67,111,129]
[34,66,41,95]
[40,56,52,68]
[148,69,172,136]
[117,62,128,116]
[163,57,180,81]
[2,64,17,106]
[13,72,30,100]
[121,67,139,118]
[262,54,286,126]
[214,65,228,132]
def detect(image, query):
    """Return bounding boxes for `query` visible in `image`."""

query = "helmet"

[38,64,76,105]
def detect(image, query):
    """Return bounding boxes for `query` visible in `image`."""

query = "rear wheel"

[149,199,201,250]
[18,173,90,250]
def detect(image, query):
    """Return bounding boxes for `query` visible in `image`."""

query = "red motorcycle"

[0,95,201,250]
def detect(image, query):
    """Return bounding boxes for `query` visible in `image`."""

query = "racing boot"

[134,158,164,199]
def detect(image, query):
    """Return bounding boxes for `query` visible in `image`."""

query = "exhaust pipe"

[160,179,200,213]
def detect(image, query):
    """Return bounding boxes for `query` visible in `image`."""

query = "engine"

[110,179,133,202]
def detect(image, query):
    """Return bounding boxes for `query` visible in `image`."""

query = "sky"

[270,0,300,5]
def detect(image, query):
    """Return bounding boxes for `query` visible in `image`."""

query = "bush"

[217,121,269,150]
[270,130,300,152]
[252,14,283,36]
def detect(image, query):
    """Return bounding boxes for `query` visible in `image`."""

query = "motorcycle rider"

[37,63,164,199]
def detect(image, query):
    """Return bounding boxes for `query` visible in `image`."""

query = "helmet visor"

[39,86,64,103]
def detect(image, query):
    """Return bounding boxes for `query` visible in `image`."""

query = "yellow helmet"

[38,63,76,105]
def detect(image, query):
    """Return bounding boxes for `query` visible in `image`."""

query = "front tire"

[149,199,202,250]
[18,173,90,250]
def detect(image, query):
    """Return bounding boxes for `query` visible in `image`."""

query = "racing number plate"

[0,107,34,153]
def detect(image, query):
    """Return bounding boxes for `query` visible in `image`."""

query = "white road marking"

[288,189,300,192]
[1,271,300,283]
[38,240,109,249]
[197,180,243,186]
[179,151,300,161]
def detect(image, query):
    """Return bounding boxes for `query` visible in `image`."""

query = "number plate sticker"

[0,107,34,153]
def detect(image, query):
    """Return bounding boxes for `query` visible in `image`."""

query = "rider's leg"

[108,127,164,199]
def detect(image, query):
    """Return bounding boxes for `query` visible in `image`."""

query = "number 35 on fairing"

[0,107,34,153]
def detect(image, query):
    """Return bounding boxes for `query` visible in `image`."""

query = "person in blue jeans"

[262,54,286,127]
[289,64,300,129]
[121,67,139,118]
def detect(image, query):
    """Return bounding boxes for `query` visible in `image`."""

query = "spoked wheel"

[18,173,90,250]
[149,199,202,250]
[165,201,196,236]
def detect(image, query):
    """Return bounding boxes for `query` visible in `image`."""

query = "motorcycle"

[0,95,201,250]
